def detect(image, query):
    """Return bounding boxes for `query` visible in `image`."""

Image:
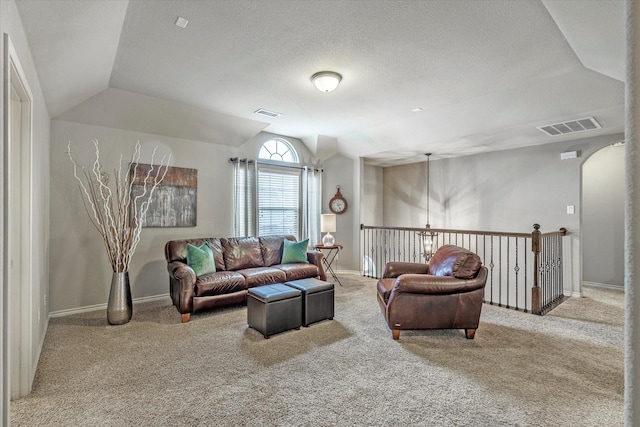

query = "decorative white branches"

[67,140,171,272]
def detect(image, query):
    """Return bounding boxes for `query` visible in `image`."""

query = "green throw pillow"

[281,239,309,264]
[186,243,216,276]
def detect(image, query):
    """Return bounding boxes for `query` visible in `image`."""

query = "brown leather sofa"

[377,245,488,340]
[165,235,326,322]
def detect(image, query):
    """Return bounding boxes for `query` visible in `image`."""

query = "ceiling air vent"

[254,108,282,118]
[537,117,601,137]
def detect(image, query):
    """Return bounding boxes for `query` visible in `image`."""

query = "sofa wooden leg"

[392,329,400,340]
[181,313,191,323]
[465,328,476,339]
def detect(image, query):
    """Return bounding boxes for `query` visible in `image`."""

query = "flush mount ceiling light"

[311,71,342,93]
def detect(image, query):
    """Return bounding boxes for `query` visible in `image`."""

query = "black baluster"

[498,236,502,307]
[515,238,520,311]
[524,236,528,313]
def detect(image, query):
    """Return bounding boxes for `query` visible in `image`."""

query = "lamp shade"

[321,214,337,233]
[311,71,342,93]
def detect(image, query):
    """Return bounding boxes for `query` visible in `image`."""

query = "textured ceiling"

[15,0,625,166]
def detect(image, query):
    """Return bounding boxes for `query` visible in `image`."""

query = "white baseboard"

[49,293,171,318]
[582,281,625,291]
[47,272,369,319]
[564,290,582,298]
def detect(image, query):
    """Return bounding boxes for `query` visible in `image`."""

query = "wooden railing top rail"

[360,224,567,239]
[540,228,568,238]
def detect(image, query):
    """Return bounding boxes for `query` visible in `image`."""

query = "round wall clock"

[329,185,348,214]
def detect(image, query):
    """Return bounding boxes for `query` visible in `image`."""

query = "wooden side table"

[314,244,343,286]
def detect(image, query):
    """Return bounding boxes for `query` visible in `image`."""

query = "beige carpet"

[11,277,623,426]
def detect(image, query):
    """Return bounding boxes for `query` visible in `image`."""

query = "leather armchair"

[377,245,488,340]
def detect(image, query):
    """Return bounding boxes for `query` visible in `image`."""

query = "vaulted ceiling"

[15,0,625,166]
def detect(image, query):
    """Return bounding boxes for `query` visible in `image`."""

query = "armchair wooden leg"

[392,329,400,340]
[465,328,476,339]
[181,313,191,323]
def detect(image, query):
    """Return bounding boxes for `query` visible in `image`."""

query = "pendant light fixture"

[419,153,438,261]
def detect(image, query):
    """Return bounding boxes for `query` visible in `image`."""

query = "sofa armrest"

[307,251,327,281]
[392,268,488,296]
[168,261,196,285]
[167,261,196,317]
[383,262,429,279]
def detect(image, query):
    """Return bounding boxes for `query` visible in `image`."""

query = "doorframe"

[3,33,34,405]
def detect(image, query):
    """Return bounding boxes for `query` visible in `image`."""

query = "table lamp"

[321,214,336,246]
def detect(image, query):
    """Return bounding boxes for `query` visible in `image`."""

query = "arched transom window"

[258,138,298,163]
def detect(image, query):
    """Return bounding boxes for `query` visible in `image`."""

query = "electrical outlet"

[44,294,47,307]
[567,205,575,215]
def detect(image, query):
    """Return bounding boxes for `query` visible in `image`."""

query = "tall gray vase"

[108,271,132,325]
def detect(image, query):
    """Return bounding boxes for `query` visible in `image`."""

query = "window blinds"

[258,168,300,237]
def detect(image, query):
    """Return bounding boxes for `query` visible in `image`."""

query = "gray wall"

[384,134,623,232]
[51,120,235,312]
[1,0,51,403]
[361,163,384,227]
[381,133,624,295]
[50,120,319,313]
[322,154,358,272]
[582,144,625,287]
[53,86,624,309]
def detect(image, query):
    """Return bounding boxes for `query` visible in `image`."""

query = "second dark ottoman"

[247,284,302,339]
[284,278,335,327]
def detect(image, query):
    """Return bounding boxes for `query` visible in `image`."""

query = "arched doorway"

[581,142,625,289]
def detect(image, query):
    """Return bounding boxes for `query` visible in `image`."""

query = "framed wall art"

[130,164,197,227]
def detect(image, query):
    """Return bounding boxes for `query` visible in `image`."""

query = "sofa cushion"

[207,239,226,271]
[195,271,246,297]
[238,267,287,288]
[186,243,216,276]
[222,237,264,270]
[428,245,482,279]
[276,263,319,281]
[165,238,225,271]
[259,235,296,266]
[281,239,309,264]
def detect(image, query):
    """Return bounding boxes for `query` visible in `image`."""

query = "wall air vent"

[537,117,601,137]
[254,108,282,118]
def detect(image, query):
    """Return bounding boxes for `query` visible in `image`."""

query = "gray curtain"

[232,158,257,237]
[301,166,323,247]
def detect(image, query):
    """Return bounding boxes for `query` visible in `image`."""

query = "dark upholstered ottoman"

[284,278,334,327]
[247,284,302,339]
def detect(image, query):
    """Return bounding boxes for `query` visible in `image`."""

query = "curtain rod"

[228,157,323,172]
